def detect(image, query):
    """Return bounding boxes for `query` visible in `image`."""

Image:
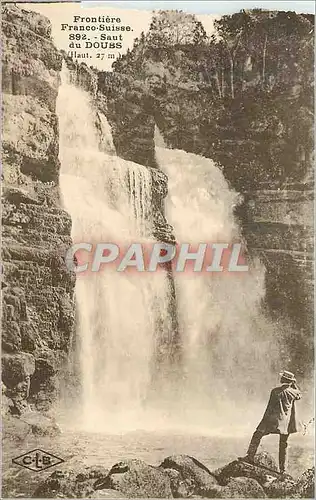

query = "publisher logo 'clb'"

[12,449,64,472]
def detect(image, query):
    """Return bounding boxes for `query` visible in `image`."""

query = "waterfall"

[56,66,278,433]
[155,146,278,428]
[57,68,172,430]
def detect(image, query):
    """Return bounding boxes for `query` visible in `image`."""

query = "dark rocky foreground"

[33,453,314,498]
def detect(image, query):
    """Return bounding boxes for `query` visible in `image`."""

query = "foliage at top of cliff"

[2,4,62,75]
[146,10,207,47]
[105,9,314,187]
[2,4,53,39]
[112,8,313,94]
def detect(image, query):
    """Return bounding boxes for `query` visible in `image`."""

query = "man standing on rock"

[240,370,301,474]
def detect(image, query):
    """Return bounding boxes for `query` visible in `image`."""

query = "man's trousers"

[247,429,289,472]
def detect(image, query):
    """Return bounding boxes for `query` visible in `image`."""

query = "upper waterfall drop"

[97,111,116,155]
[154,125,167,148]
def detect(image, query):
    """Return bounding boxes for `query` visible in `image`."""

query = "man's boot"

[279,434,289,474]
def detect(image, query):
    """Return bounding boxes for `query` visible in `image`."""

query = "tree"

[147,10,208,48]
[214,10,255,98]
[193,21,207,45]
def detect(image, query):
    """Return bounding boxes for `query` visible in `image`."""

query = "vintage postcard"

[1,0,315,498]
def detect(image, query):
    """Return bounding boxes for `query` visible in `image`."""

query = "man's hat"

[280,370,296,382]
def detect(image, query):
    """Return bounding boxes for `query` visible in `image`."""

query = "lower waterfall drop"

[155,145,278,428]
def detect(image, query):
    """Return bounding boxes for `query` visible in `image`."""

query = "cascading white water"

[57,68,172,430]
[155,144,279,428]
[56,66,279,433]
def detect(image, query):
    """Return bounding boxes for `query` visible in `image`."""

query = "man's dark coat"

[256,384,301,435]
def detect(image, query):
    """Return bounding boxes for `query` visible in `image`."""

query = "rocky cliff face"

[242,183,314,369]
[2,4,75,414]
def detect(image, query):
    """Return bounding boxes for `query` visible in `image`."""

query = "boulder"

[263,474,296,498]
[3,410,60,441]
[163,467,195,498]
[33,352,59,379]
[3,287,28,322]
[2,352,35,388]
[2,4,53,39]
[2,352,36,414]
[2,383,15,415]
[20,410,61,437]
[97,459,173,498]
[4,382,30,415]
[2,95,59,182]
[28,351,69,412]
[20,322,40,352]
[2,414,32,442]
[2,4,61,111]
[2,320,21,353]
[3,186,40,206]
[253,451,278,472]
[33,466,109,498]
[77,466,109,482]
[214,452,281,488]
[293,467,315,498]
[160,454,220,497]
[89,490,126,499]
[219,477,267,498]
